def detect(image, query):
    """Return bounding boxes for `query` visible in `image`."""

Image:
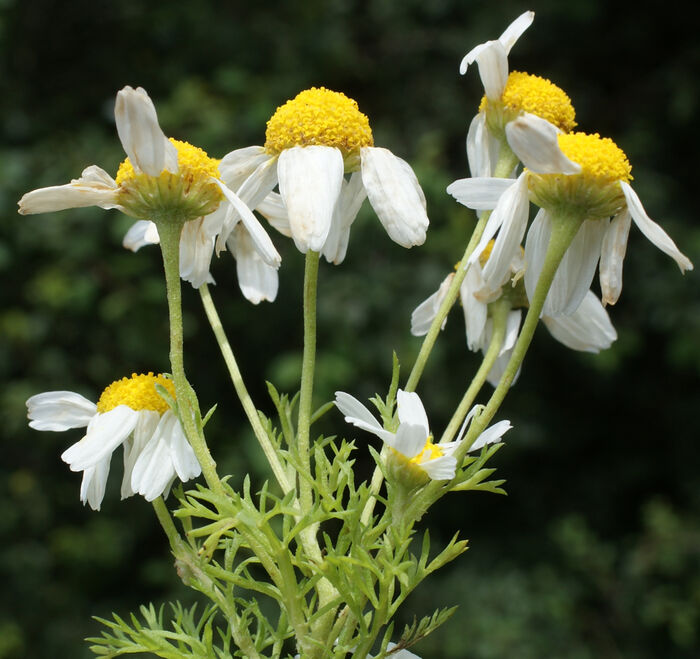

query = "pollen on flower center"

[407,438,444,465]
[264,87,374,157]
[481,71,576,133]
[96,373,176,414]
[556,132,633,184]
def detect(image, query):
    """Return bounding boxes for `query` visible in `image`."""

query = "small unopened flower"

[335,390,511,481]
[217,87,430,261]
[26,373,200,510]
[18,86,280,297]
[459,11,577,178]
[450,115,693,313]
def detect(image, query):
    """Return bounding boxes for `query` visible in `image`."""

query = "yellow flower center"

[407,438,444,466]
[478,239,496,268]
[96,373,176,414]
[556,132,632,185]
[264,87,374,158]
[481,71,576,134]
[527,132,633,220]
[115,139,223,222]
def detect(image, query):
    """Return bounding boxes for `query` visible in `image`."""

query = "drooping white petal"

[130,424,175,502]
[214,179,281,267]
[228,224,279,304]
[599,209,631,306]
[621,181,693,272]
[460,40,509,101]
[218,146,270,190]
[27,391,97,431]
[411,273,454,336]
[466,113,499,179]
[396,390,430,437]
[498,11,535,53]
[123,220,160,252]
[419,453,457,480]
[257,192,291,237]
[524,208,551,303]
[80,456,111,511]
[502,309,522,354]
[278,145,344,253]
[322,172,367,264]
[161,410,201,482]
[114,86,177,176]
[469,419,512,452]
[335,392,394,443]
[393,423,428,460]
[446,177,513,211]
[461,265,488,352]
[505,114,581,175]
[179,217,216,289]
[541,218,607,316]
[18,180,121,215]
[543,290,617,353]
[61,406,138,471]
[480,174,530,288]
[360,147,429,248]
[121,410,160,499]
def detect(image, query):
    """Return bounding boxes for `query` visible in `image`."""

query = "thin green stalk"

[151,497,181,548]
[439,298,511,445]
[199,284,292,494]
[155,220,224,496]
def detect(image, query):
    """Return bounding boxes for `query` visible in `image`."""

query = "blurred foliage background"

[1,0,699,657]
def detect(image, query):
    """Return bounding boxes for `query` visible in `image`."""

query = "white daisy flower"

[335,389,511,481]
[18,86,281,296]
[454,115,693,315]
[215,87,429,261]
[26,372,201,510]
[459,11,577,179]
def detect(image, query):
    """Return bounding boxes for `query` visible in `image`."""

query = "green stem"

[198,284,292,494]
[151,497,181,548]
[439,298,511,446]
[155,220,224,496]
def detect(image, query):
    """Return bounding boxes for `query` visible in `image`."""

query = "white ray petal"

[506,113,581,174]
[257,192,291,237]
[419,454,457,480]
[396,390,430,437]
[228,224,279,304]
[447,177,513,210]
[393,423,428,460]
[469,419,512,452]
[161,411,201,482]
[123,220,160,251]
[218,146,270,189]
[61,406,138,470]
[278,145,344,253]
[460,41,509,100]
[621,181,693,272]
[114,86,177,176]
[27,391,97,431]
[18,180,121,215]
[335,392,395,444]
[322,172,367,264]
[80,456,111,511]
[543,290,617,353]
[599,209,631,306]
[360,147,429,248]
[121,410,160,499]
[411,273,453,336]
[498,11,535,53]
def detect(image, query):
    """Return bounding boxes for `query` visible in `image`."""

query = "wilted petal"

[599,209,631,306]
[447,177,513,210]
[460,40,509,101]
[506,114,581,174]
[80,456,111,511]
[278,145,344,253]
[218,146,270,190]
[114,86,177,176]
[27,391,97,431]
[461,265,488,351]
[322,172,367,264]
[498,11,535,53]
[228,224,279,304]
[18,179,120,215]
[621,181,693,272]
[543,290,617,353]
[257,192,291,237]
[179,217,216,288]
[411,273,454,336]
[360,147,429,248]
[123,220,160,251]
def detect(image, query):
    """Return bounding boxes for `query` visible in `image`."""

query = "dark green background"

[1,1,699,657]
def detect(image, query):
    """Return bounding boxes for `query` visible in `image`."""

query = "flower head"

[27,372,201,510]
[217,86,429,261]
[335,390,510,481]
[18,86,281,298]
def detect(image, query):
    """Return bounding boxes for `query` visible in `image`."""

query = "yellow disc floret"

[264,87,374,161]
[481,71,576,136]
[116,139,223,222]
[407,438,444,466]
[97,373,176,414]
[528,132,633,220]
